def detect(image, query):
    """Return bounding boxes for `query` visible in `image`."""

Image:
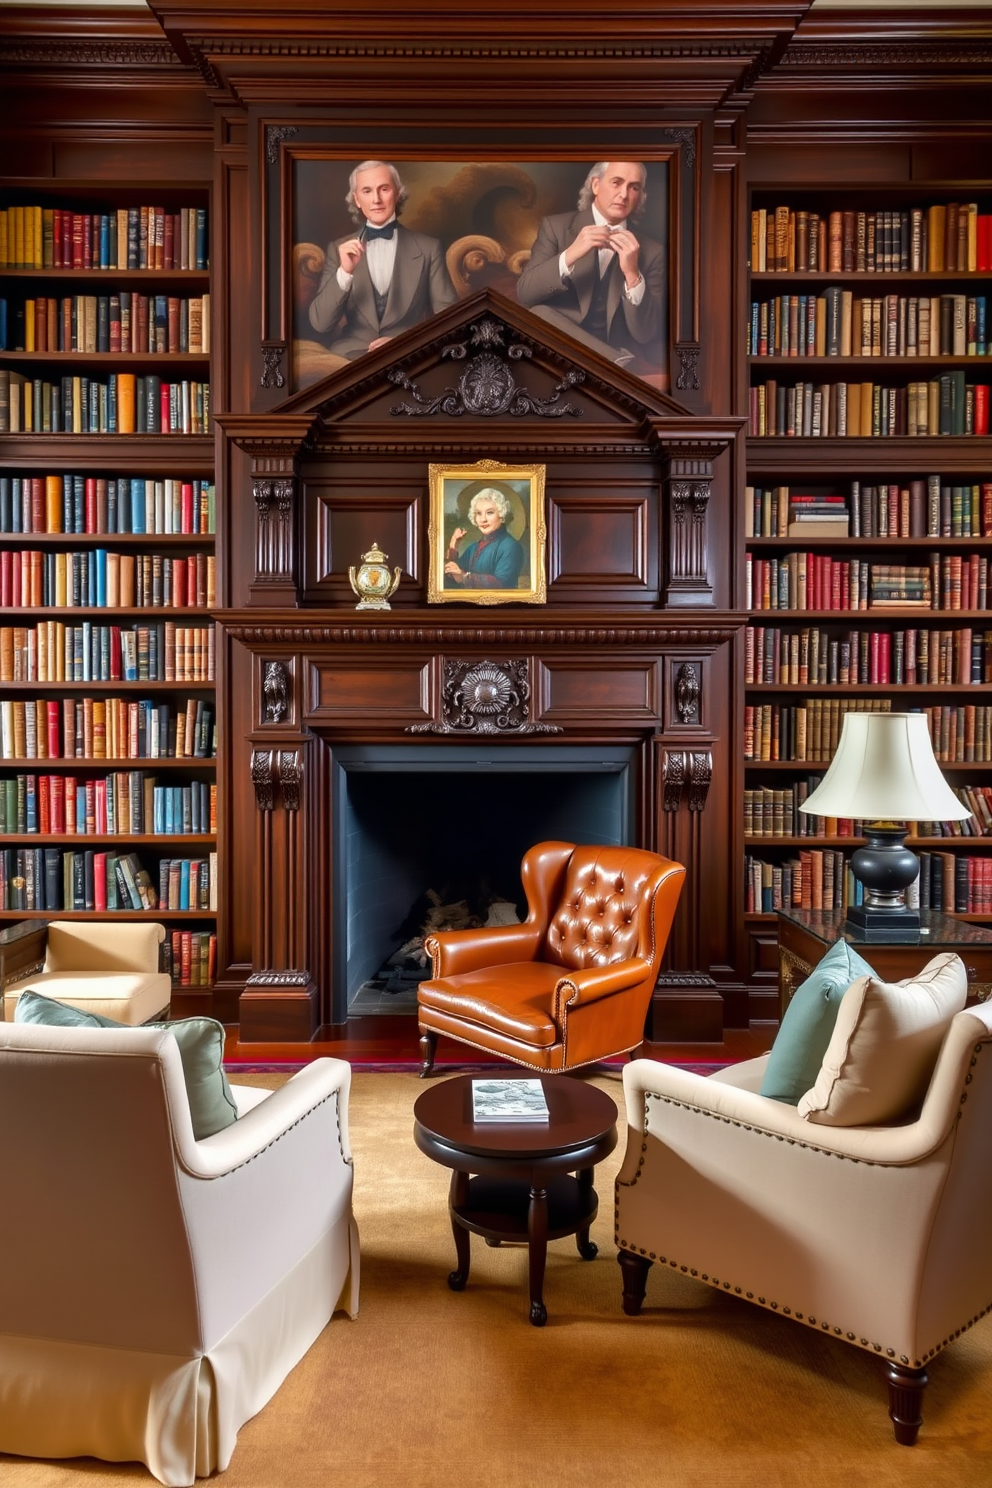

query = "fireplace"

[331,744,635,1022]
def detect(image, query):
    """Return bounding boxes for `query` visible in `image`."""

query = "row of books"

[0,621,215,683]
[161,929,216,989]
[0,476,215,536]
[0,773,215,837]
[747,625,990,688]
[0,293,210,355]
[0,205,208,272]
[748,291,989,359]
[749,376,990,439]
[745,479,992,541]
[744,781,989,839]
[747,554,992,613]
[0,846,216,912]
[0,697,215,762]
[750,203,992,275]
[1,549,216,610]
[745,702,989,764]
[746,697,891,762]
[0,371,211,435]
[748,848,992,917]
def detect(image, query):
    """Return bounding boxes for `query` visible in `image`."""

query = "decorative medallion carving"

[661,128,696,167]
[388,318,584,419]
[251,749,275,811]
[676,344,700,392]
[265,125,299,166]
[262,661,289,724]
[408,659,561,735]
[260,344,287,389]
[687,750,713,812]
[675,663,700,725]
[661,750,686,813]
[278,750,302,811]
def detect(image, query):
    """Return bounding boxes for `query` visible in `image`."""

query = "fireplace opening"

[332,744,636,1019]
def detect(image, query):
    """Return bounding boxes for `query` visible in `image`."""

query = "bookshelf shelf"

[1,183,215,933]
[747,183,992,927]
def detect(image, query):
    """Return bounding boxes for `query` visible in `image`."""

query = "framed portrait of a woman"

[427,459,546,605]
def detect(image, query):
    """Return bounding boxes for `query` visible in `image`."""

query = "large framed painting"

[257,129,700,399]
[427,459,546,606]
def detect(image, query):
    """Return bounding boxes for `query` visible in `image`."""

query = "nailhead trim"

[216,1088,346,1175]
[613,1041,992,1366]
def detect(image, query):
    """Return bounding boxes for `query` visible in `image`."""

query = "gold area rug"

[4,1069,992,1488]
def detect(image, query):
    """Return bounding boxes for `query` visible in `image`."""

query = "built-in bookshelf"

[0,186,215,998]
[746,186,992,931]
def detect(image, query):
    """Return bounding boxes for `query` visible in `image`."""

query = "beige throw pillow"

[797,951,967,1126]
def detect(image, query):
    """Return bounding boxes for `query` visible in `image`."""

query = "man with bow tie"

[308,160,458,359]
[517,161,664,371]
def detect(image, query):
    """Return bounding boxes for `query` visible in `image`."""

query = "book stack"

[869,564,933,607]
[787,493,849,537]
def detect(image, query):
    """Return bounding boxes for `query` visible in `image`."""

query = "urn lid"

[360,542,388,564]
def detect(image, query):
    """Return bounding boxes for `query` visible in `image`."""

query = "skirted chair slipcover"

[0,1021,359,1485]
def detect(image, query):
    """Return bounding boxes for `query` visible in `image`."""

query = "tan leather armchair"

[417,841,685,1076]
[615,999,992,1445]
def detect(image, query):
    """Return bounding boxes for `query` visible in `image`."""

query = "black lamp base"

[844,902,921,943]
[846,823,922,943]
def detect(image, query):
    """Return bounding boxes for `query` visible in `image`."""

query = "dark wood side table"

[776,907,992,1017]
[413,1073,618,1327]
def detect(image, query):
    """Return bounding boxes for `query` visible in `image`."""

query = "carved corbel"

[251,749,275,810]
[686,750,713,812]
[660,748,712,813]
[278,749,302,811]
[661,749,687,812]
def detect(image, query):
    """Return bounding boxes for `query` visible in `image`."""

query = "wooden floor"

[224,1015,777,1066]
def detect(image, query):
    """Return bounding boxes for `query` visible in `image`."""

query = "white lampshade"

[798,712,970,822]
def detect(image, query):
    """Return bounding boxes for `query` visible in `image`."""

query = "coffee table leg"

[447,1170,471,1292]
[575,1165,599,1259]
[527,1184,549,1326]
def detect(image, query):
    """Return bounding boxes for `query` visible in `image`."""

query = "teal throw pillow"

[14,990,238,1140]
[760,939,876,1105]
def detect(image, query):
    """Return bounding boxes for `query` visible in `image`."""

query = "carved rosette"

[251,749,275,811]
[675,662,700,725]
[408,658,561,735]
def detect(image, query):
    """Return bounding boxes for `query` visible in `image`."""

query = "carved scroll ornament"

[263,661,289,723]
[388,317,584,419]
[675,662,701,725]
[661,749,713,812]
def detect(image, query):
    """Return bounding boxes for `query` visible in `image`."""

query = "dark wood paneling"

[307,660,432,723]
[536,658,662,725]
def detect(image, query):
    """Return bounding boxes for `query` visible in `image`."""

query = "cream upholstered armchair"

[1,917,171,1024]
[615,962,992,1446]
[0,1020,359,1486]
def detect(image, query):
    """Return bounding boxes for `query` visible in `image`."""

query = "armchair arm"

[425,922,544,978]
[174,1057,353,1178]
[554,958,653,1021]
[620,1054,965,1172]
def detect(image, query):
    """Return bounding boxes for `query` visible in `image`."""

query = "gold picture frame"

[427,459,547,605]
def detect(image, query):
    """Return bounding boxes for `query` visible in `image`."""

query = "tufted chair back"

[544,845,667,972]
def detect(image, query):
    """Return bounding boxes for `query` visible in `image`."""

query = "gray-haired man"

[309,160,457,360]
[517,161,664,368]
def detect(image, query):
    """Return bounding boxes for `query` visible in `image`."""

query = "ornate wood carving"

[251,749,275,811]
[665,458,714,608]
[661,127,696,167]
[278,749,302,811]
[409,659,561,736]
[676,345,700,393]
[260,343,287,389]
[251,476,297,598]
[387,318,585,419]
[675,663,700,725]
[224,618,742,648]
[687,750,713,812]
[263,661,290,723]
[244,968,313,987]
[265,124,298,164]
[661,749,686,813]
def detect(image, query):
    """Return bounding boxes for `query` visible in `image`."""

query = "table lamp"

[798,711,971,941]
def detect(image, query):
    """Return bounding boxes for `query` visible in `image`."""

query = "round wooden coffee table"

[413,1072,618,1326]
